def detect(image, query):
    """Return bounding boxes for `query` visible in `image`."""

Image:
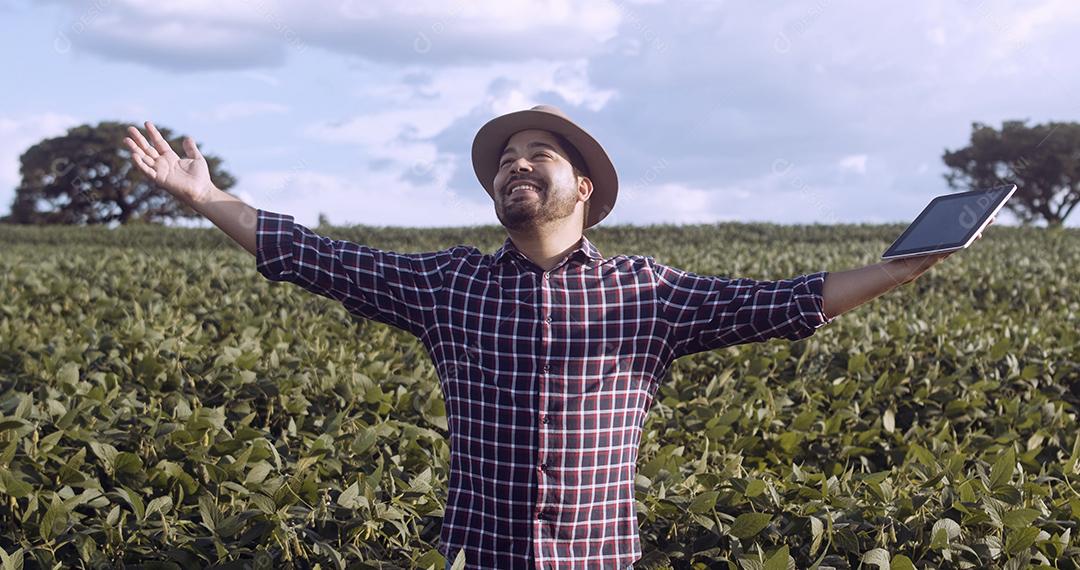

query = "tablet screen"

[883,185,1014,258]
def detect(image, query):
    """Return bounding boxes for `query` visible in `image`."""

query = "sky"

[2,0,1078,228]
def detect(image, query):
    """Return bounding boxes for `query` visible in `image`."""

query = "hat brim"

[471,109,618,229]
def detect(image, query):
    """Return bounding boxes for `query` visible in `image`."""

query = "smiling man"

[124,105,986,570]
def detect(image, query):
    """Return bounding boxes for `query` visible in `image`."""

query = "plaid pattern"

[255,209,833,569]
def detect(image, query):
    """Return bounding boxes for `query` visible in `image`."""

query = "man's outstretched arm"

[821,222,992,320]
[124,120,453,338]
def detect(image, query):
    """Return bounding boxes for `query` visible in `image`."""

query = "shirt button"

[541,415,550,425]
[543,364,550,373]
[544,316,552,323]
[543,272,550,280]
[540,463,549,472]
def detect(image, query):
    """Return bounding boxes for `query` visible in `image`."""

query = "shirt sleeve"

[254,208,456,338]
[649,258,833,358]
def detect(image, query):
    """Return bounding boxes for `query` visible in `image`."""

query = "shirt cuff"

[795,271,834,332]
[255,208,297,281]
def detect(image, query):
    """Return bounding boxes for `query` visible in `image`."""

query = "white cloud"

[838,154,868,175]
[301,58,616,206]
[603,182,742,226]
[189,101,290,122]
[46,0,623,70]
[241,168,493,227]
[999,0,1080,49]
[927,26,947,46]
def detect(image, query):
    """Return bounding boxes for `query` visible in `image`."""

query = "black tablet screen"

[887,186,1012,255]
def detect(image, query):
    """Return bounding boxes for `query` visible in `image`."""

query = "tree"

[942,120,1080,227]
[2,121,235,225]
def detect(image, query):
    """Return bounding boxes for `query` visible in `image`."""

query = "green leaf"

[244,462,272,485]
[113,452,143,475]
[989,338,1011,361]
[809,516,825,556]
[0,545,26,570]
[890,554,916,570]
[689,490,720,514]
[745,479,767,498]
[0,419,27,433]
[861,548,890,570]
[0,469,32,499]
[1005,526,1041,555]
[730,512,772,539]
[337,482,360,509]
[199,495,219,532]
[847,353,868,374]
[118,487,144,521]
[247,494,275,515]
[144,496,173,519]
[931,518,960,549]
[89,442,119,471]
[763,544,789,570]
[38,496,68,542]
[1002,508,1041,530]
[989,448,1017,490]
[57,362,80,386]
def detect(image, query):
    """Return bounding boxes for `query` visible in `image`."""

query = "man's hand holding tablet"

[820,185,1014,319]
[878,185,1014,285]
[883,214,995,286]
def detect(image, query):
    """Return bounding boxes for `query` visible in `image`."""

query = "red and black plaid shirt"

[255,209,833,569]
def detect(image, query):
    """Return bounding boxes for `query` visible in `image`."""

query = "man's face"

[492,129,587,231]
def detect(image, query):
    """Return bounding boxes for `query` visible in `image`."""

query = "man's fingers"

[182,136,202,160]
[127,126,159,159]
[131,151,156,178]
[145,121,172,156]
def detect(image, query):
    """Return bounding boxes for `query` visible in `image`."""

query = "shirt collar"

[493,234,604,267]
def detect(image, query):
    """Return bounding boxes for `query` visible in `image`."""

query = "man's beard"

[496,186,577,231]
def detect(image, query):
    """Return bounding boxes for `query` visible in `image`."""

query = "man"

[123,106,988,569]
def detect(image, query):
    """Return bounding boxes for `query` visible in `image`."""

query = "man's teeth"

[510,184,539,194]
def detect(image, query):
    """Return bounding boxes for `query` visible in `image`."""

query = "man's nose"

[511,157,532,172]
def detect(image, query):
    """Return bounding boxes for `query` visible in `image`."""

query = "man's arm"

[821,222,992,319]
[124,120,453,337]
[651,260,832,359]
[188,185,257,256]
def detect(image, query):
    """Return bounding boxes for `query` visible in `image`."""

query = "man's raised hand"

[124,121,212,206]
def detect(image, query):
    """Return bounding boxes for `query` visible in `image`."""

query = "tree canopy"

[2,121,235,225]
[942,120,1080,227]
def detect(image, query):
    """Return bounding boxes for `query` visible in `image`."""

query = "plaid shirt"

[254,209,833,569]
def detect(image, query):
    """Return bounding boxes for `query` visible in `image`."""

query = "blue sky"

[2,0,1078,227]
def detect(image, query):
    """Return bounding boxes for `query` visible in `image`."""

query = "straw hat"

[471,105,618,228]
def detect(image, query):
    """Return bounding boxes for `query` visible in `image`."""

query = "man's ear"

[577,175,593,203]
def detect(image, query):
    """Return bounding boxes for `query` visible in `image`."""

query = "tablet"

[881,184,1016,260]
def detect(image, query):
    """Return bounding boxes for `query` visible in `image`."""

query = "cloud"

[837,154,868,175]
[189,101,290,122]
[45,0,623,71]
[54,13,289,71]
[299,58,616,210]
[241,167,493,228]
